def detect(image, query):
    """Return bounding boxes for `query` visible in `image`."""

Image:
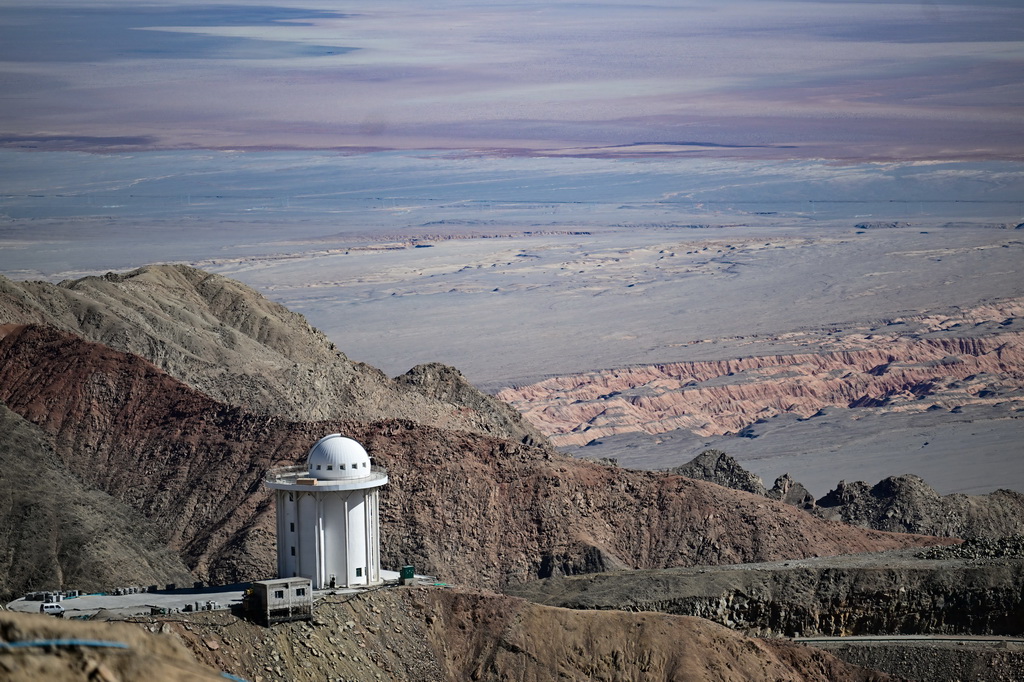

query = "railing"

[264,464,388,484]
[264,464,306,483]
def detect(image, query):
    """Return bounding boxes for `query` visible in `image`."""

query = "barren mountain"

[814,475,1024,538]
[0,404,193,600]
[498,299,1024,447]
[0,322,948,597]
[0,266,543,445]
[671,450,1024,540]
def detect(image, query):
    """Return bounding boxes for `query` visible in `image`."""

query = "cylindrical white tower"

[265,435,388,589]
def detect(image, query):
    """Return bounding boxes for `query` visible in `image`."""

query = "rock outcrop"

[670,450,815,509]
[814,475,1024,539]
[669,449,767,495]
[671,451,1024,539]
[768,473,817,509]
[509,550,1024,638]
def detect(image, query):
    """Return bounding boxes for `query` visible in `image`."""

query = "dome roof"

[307,434,372,480]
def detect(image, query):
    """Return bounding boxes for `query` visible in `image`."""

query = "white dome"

[307,434,372,480]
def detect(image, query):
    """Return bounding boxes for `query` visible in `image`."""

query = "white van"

[40,602,65,617]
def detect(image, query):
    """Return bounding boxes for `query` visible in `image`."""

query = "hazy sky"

[1,0,1021,159]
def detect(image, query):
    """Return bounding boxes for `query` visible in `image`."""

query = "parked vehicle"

[40,602,65,617]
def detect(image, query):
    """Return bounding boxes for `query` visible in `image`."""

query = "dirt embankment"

[498,299,1024,447]
[0,610,226,681]
[0,324,950,597]
[508,550,1024,638]
[110,586,896,682]
[815,640,1024,682]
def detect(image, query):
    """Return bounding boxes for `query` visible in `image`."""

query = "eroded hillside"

[0,323,949,596]
[0,266,544,445]
[498,299,1024,447]
[153,586,896,682]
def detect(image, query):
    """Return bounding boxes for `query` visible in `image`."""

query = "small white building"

[265,435,388,589]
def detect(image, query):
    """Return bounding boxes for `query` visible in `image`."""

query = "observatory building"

[265,435,388,589]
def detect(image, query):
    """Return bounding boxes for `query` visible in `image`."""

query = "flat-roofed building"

[249,577,313,625]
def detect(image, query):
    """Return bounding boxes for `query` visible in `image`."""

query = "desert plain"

[2,150,1022,498]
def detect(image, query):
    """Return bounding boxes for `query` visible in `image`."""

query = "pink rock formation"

[498,303,1024,447]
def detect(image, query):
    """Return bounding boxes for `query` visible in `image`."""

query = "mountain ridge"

[0,265,544,445]
[0,320,950,599]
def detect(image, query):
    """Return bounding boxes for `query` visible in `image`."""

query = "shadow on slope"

[0,404,193,602]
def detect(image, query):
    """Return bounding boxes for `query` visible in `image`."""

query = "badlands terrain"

[204,218,1024,497]
[1,265,1022,681]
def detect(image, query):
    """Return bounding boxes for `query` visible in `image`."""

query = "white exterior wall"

[322,492,348,588]
[347,492,367,586]
[366,488,381,584]
[298,493,320,582]
[274,485,383,589]
[276,490,299,579]
[269,459,386,590]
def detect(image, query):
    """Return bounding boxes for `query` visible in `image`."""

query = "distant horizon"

[1,0,1021,161]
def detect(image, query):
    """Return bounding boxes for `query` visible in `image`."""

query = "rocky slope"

[0,403,193,601]
[815,475,1024,539]
[497,299,1024,447]
[146,586,895,682]
[0,323,948,595]
[0,266,544,445]
[672,450,1024,540]
[0,610,227,681]
[508,549,1024,638]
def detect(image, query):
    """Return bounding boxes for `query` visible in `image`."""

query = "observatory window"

[288,493,293,502]
[290,546,296,556]
[289,522,295,533]
[351,464,358,470]
[327,465,333,471]
[316,464,321,470]
[355,568,363,577]
[296,588,306,597]
[274,590,284,599]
